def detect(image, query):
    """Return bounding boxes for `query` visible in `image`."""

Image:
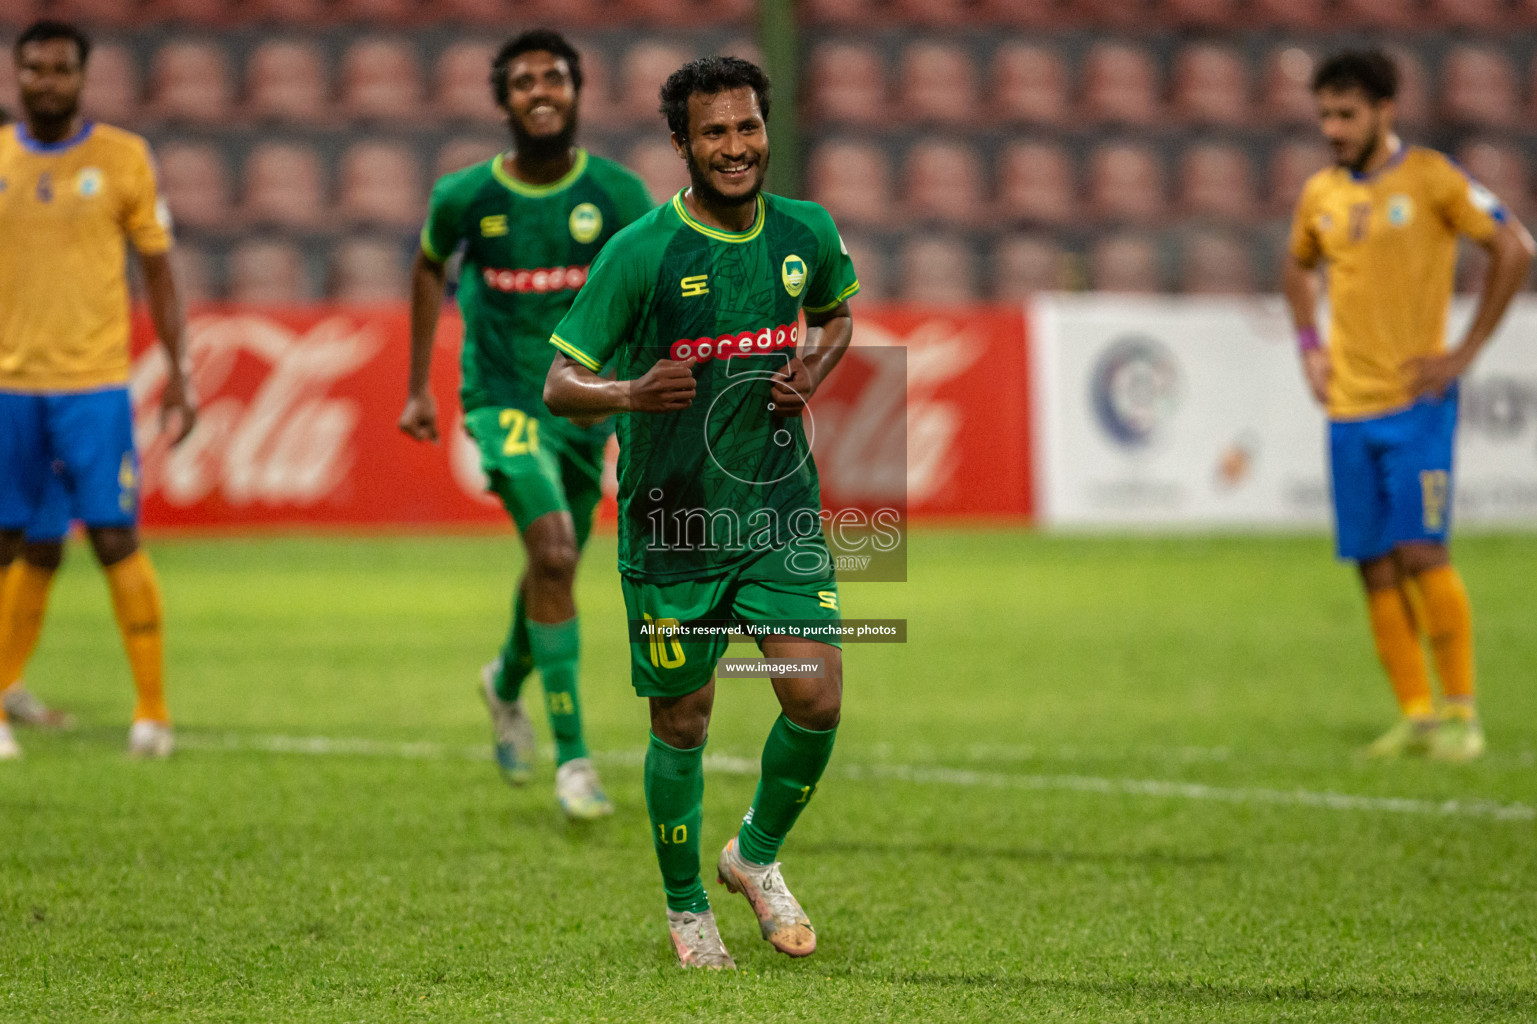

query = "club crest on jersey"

[76,167,104,198]
[1387,194,1414,227]
[781,255,807,298]
[569,203,602,243]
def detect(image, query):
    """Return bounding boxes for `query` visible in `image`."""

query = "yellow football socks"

[1366,586,1435,720]
[1414,565,1476,716]
[105,551,169,724]
[0,561,57,705]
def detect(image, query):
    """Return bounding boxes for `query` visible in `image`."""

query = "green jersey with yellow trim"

[549,190,860,583]
[420,149,653,422]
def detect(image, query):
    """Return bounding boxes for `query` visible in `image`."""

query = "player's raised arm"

[545,353,696,416]
[398,248,448,442]
[140,251,195,445]
[1408,215,1535,398]
[771,301,853,417]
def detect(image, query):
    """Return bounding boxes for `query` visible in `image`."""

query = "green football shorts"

[621,545,842,698]
[464,405,606,548]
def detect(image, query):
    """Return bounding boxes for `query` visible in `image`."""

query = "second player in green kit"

[546,56,858,968]
[399,30,652,820]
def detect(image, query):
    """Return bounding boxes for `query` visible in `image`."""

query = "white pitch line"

[176,731,1535,823]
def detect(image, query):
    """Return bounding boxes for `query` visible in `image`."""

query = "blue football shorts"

[1328,385,1458,563]
[0,387,140,541]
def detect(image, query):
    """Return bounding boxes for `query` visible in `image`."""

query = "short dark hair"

[659,55,771,140]
[490,29,582,108]
[1312,50,1398,102]
[15,19,92,66]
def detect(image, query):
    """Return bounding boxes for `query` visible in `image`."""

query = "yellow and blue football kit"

[1289,146,1504,561]
[0,120,170,538]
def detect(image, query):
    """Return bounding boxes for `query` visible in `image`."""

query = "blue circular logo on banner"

[1090,336,1181,449]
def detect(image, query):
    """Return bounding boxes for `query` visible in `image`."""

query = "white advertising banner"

[1030,295,1537,529]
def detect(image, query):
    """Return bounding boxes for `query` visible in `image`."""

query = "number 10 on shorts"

[643,613,686,669]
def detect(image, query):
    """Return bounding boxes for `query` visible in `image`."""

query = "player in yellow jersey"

[0,20,196,760]
[1283,50,1534,761]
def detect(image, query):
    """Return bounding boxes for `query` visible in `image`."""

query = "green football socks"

[646,732,709,914]
[492,586,534,703]
[737,714,838,866]
[527,617,587,766]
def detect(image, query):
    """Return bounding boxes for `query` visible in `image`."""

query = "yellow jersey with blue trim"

[0,121,173,393]
[1288,146,1505,420]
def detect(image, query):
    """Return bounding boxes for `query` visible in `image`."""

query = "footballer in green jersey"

[399,29,652,821]
[546,56,856,969]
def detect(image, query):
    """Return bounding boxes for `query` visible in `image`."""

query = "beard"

[684,143,768,208]
[509,108,578,163]
[1343,113,1386,174]
[22,91,80,135]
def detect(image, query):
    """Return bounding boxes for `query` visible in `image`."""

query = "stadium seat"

[1440,45,1519,127]
[339,38,424,121]
[241,142,328,230]
[1162,0,1241,27]
[143,0,232,25]
[334,0,424,23]
[1180,231,1256,294]
[1456,242,1492,293]
[718,38,764,68]
[1431,0,1509,27]
[991,42,1070,124]
[157,142,232,232]
[1456,140,1529,219]
[1077,0,1151,27]
[994,234,1070,301]
[896,41,977,124]
[799,0,882,25]
[890,0,977,28]
[330,237,409,304]
[228,239,310,305]
[168,242,216,305]
[624,139,690,204]
[805,140,892,227]
[1177,142,1258,223]
[996,141,1077,226]
[337,141,423,226]
[436,137,502,180]
[1247,0,1333,28]
[898,236,979,303]
[1267,139,1332,216]
[434,41,501,123]
[1386,46,1430,125]
[975,0,1073,24]
[805,41,886,124]
[1170,43,1249,126]
[244,0,331,24]
[1090,233,1162,293]
[903,139,985,226]
[1336,0,1421,27]
[0,49,13,104]
[1087,142,1166,224]
[618,41,693,127]
[0,1,38,30]
[80,42,141,125]
[1258,46,1316,126]
[50,0,139,27]
[1081,42,1162,126]
[147,39,235,123]
[433,0,511,23]
[243,39,330,124]
[837,233,886,300]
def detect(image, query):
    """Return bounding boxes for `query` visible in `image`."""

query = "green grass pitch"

[2,529,1535,1022]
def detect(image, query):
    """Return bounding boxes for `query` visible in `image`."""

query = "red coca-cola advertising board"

[129,306,1032,530]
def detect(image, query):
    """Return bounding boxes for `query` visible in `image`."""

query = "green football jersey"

[550,190,860,583]
[420,149,654,428]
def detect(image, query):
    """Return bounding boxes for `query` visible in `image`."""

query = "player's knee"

[1357,555,1398,592]
[87,527,138,567]
[22,539,64,571]
[786,680,841,732]
[528,542,578,588]
[650,703,711,749]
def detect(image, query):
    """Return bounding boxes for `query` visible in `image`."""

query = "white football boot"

[717,836,817,957]
[554,756,613,820]
[127,719,174,759]
[666,908,736,969]
[480,661,536,786]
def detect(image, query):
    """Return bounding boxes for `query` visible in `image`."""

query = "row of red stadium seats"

[805,138,1533,228]
[804,0,1537,29]
[152,137,697,231]
[0,0,755,30]
[810,39,1537,129]
[0,37,758,128]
